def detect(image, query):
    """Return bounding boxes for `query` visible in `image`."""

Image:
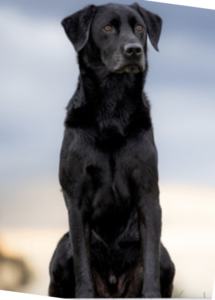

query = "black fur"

[49,3,175,298]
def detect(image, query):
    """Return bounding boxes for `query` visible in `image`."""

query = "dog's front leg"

[64,191,93,298]
[138,188,162,298]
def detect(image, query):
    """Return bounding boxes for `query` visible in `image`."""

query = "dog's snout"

[124,43,143,57]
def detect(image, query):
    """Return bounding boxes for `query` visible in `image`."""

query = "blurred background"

[0,0,215,297]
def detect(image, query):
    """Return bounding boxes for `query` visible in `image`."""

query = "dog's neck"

[85,64,144,122]
[78,48,148,100]
[65,50,151,147]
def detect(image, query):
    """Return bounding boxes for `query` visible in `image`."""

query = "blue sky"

[0,0,215,222]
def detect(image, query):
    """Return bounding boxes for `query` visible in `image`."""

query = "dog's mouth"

[114,64,143,74]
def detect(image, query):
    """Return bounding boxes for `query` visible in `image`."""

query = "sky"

[0,0,215,297]
[0,0,215,190]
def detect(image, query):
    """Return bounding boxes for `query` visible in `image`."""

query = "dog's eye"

[104,25,112,32]
[136,25,143,32]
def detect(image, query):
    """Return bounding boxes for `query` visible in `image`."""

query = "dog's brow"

[129,15,145,28]
[110,17,121,27]
[129,16,137,26]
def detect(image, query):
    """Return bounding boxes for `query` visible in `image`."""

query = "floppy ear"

[131,3,162,51]
[61,5,96,52]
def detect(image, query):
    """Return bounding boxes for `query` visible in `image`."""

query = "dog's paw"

[76,287,94,298]
[142,288,161,298]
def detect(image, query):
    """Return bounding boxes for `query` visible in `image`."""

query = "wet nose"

[124,43,143,57]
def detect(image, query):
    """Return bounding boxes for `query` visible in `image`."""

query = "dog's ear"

[131,3,162,51]
[61,5,96,52]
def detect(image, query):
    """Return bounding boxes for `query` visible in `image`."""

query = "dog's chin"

[113,64,143,74]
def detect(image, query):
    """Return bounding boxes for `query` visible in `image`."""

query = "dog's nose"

[124,43,143,57]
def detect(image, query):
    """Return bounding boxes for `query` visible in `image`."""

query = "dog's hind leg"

[48,232,75,298]
[160,243,175,298]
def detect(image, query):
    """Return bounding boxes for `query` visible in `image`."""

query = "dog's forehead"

[94,3,143,24]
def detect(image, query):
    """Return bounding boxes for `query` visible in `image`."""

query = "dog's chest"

[88,162,136,242]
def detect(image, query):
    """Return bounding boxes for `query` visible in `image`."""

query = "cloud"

[0,7,78,100]
[0,7,79,181]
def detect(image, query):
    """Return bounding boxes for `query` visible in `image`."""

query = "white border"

[146,0,215,10]
[0,294,212,300]
[0,0,214,299]
[0,291,56,299]
[212,278,215,300]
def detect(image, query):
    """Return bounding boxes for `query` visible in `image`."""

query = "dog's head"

[61,3,162,74]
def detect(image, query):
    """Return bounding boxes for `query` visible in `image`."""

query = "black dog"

[49,3,175,298]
